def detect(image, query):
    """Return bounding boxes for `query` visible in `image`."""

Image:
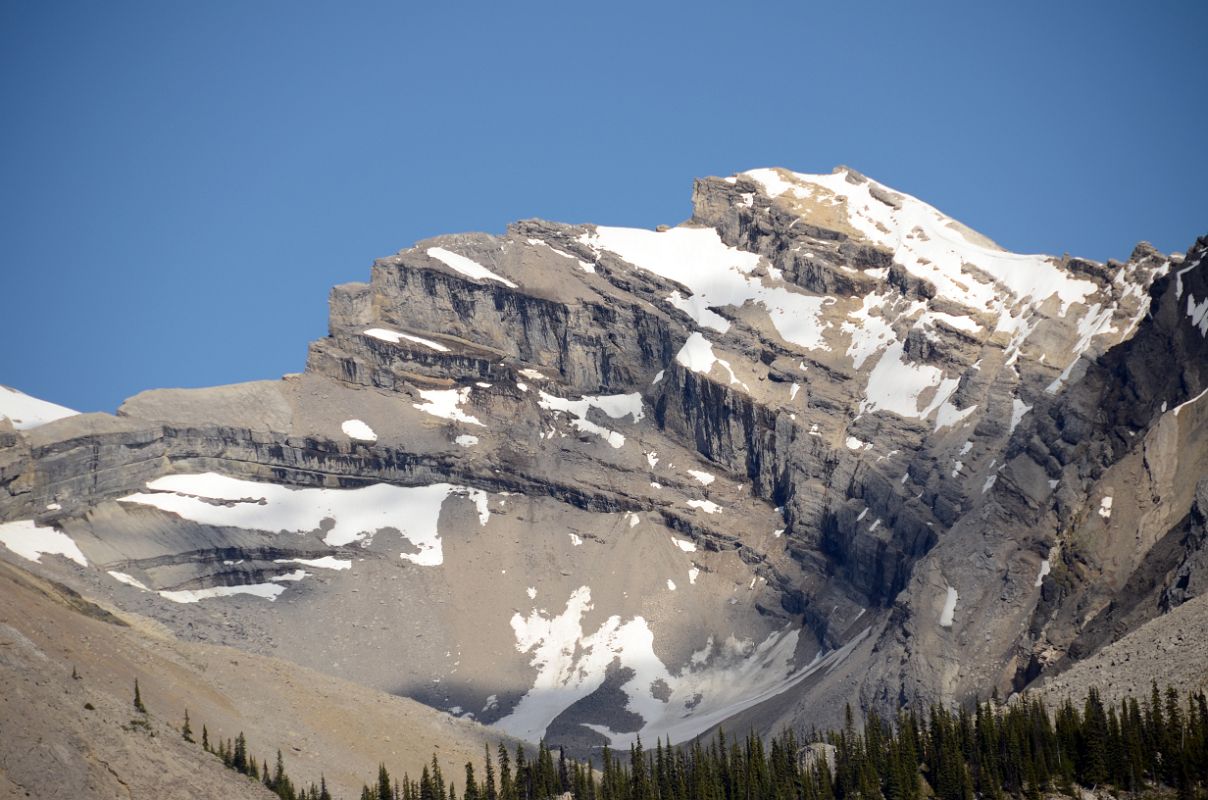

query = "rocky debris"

[0,558,517,799]
[1033,588,1208,707]
[0,168,1204,745]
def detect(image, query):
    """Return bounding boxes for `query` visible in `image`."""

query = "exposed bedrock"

[2,167,1204,742]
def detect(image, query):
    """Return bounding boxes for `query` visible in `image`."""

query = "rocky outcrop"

[1,168,1203,745]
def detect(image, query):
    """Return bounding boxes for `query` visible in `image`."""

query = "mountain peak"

[0,168,1204,763]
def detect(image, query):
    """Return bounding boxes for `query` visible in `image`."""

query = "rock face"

[1,167,1206,748]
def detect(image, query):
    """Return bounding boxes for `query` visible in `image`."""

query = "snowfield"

[580,226,829,350]
[118,473,490,567]
[427,247,517,288]
[0,386,79,430]
[0,519,87,566]
[493,584,869,746]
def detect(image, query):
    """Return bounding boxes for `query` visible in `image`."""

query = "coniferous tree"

[513,744,528,800]
[465,762,480,800]
[559,746,571,795]
[1081,688,1109,787]
[183,682,1208,800]
[182,708,194,742]
[231,732,248,774]
[133,678,146,713]
[379,764,395,800]
[498,745,514,800]
[484,744,498,800]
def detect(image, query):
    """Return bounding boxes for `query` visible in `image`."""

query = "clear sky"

[2,1,1205,413]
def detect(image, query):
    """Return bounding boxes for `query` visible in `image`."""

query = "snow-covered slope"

[0,385,78,429]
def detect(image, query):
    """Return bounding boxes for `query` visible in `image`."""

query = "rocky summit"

[3,166,1207,752]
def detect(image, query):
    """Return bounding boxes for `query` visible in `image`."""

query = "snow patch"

[414,387,484,427]
[939,586,958,628]
[455,434,479,447]
[1174,254,1202,300]
[674,333,746,387]
[579,226,828,350]
[687,469,715,486]
[1009,399,1032,435]
[108,571,149,590]
[670,537,697,553]
[537,391,643,449]
[0,386,78,430]
[1188,292,1208,337]
[1173,387,1208,417]
[744,168,1097,336]
[859,341,961,425]
[1045,302,1120,393]
[427,246,517,288]
[687,499,722,514]
[363,328,450,352]
[274,556,352,571]
[1035,559,1051,588]
[341,419,377,442]
[495,585,865,746]
[666,579,677,591]
[119,473,489,565]
[160,583,288,604]
[0,519,87,566]
[1098,496,1113,519]
[934,400,978,432]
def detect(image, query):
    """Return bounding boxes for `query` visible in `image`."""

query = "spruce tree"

[484,744,498,800]
[379,764,394,800]
[133,678,146,713]
[233,732,248,774]
[182,708,194,742]
[498,745,514,800]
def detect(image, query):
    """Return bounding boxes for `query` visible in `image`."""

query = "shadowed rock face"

[1,167,1206,747]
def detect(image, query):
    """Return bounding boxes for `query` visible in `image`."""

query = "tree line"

[168,681,1208,800]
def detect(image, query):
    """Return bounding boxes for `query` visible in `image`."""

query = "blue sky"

[2,1,1205,413]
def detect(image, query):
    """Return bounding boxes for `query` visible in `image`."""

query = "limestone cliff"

[1,167,1205,748]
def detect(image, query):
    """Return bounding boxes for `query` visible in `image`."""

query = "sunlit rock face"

[2,167,1205,746]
